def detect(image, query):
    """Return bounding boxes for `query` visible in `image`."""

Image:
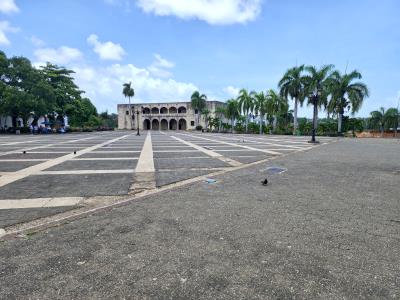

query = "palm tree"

[265,89,288,133]
[122,82,134,129]
[237,88,255,133]
[225,98,240,133]
[278,65,305,135]
[215,106,226,132]
[202,108,210,130]
[371,107,399,137]
[254,91,268,135]
[191,91,207,127]
[385,108,399,137]
[327,70,369,135]
[370,107,386,137]
[303,65,334,142]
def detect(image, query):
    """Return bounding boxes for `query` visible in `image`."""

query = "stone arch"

[178,106,187,114]
[143,107,150,114]
[143,119,151,130]
[169,106,177,114]
[169,119,177,130]
[151,119,159,130]
[151,107,159,114]
[178,118,187,130]
[160,107,168,114]
[160,119,168,130]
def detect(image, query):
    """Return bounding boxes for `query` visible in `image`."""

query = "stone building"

[117,101,226,130]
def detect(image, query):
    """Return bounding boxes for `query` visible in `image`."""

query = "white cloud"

[223,85,240,98]
[73,63,198,112]
[30,35,45,47]
[87,34,126,61]
[0,21,18,45]
[33,46,83,65]
[147,53,175,78]
[0,0,19,14]
[136,0,262,25]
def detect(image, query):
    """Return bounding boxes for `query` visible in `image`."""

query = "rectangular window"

[191,121,195,126]
[126,111,129,115]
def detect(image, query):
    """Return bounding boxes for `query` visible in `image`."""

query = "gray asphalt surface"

[1,138,399,299]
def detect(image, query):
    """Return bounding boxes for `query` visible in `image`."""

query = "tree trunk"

[293,97,298,135]
[231,118,234,133]
[245,112,248,133]
[128,96,133,130]
[259,114,263,135]
[313,102,318,134]
[273,115,277,132]
[219,119,222,133]
[381,125,384,137]
[338,112,343,135]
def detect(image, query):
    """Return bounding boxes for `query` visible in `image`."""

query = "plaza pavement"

[0,131,333,229]
[0,136,399,299]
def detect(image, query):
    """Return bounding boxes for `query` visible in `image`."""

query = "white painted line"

[39,169,134,175]
[171,135,242,167]
[0,197,83,210]
[0,134,131,188]
[92,150,140,153]
[178,133,282,155]
[135,132,155,173]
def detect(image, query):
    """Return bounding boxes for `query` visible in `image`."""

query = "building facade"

[117,101,226,130]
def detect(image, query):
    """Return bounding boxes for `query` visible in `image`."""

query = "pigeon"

[261,178,268,186]
[22,150,26,154]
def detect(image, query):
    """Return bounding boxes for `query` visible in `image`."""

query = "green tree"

[122,82,134,129]
[303,64,334,141]
[254,91,268,135]
[191,91,207,126]
[265,90,288,133]
[278,65,305,135]
[202,108,210,130]
[225,98,240,133]
[384,108,399,137]
[327,70,369,135]
[215,106,226,132]
[370,107,386,137]
[237,88,255,133]
[371,107,399,137]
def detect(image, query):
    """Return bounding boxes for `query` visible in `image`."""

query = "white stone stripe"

[0,134,103,157]
[72,157,138,161]
[0,134,131,188]
[39,169,134,175]
[0,159,48,162]
[0,197,83,210]
[135,132,155,173]
[92,150,140,153]
[178,133,282,155]
[170,135,242,167]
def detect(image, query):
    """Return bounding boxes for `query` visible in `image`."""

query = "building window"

[194,109,198,114]
[191,121,195,126]
[126,111,129,115]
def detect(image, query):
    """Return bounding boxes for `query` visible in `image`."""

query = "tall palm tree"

[237,88,255,133]
[265,89,288,132]
[302,65,334,142]
[327,70,369,135]
[215,106,226,132]
[122,82,134,129]
[225,98,240,133]
[254,91,268,135]
[191,91,207,127]
[278,65,305,135]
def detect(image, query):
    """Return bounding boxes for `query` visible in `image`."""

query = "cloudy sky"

[1,0,399,116]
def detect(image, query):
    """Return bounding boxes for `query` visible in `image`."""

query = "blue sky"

[0,0,399,117]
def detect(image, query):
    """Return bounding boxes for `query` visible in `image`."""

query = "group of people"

[28,124,66,134]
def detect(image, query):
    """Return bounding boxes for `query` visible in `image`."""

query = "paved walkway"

[0,131,335,228]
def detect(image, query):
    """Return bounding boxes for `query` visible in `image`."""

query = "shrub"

[195,125,203,131]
